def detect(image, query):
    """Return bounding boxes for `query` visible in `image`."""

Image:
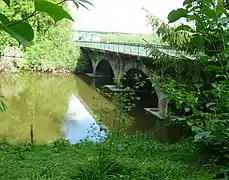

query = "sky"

[68,0,184,34]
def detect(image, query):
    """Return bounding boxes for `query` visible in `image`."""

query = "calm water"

[0,72,182,143]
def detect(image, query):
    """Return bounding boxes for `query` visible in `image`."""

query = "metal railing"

[76,41,177,57]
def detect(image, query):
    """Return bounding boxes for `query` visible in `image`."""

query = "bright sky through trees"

[68,0,184,34]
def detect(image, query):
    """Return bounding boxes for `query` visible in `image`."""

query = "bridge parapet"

[77,41,177,58]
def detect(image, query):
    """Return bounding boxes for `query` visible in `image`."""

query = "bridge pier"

[86,73,109,78]
[81,45,170,118]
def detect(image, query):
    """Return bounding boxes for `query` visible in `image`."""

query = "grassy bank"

[0,131,216,180]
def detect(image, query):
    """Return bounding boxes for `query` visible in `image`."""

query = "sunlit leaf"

[35,0,74,23]
[206,102,215,108]
[193,131,212,142]
[184,107,190,112]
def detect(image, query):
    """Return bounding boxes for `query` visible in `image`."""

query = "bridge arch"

[94,59,115,78]
[120,68,169,114]
[121,68,159,108]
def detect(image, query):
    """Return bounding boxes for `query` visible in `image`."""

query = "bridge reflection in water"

[79,74,183,143]
[76,40,189,143]
[0,71,183,144]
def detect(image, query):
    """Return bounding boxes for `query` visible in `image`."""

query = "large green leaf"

[3,0,10,7]
[168,8,188,23]
[0,22,34,46]
[190,35,204,49]
[0,13,10,25]
[174,25,193,32]
[204,65,222,71]
[34,0,74,23]
[200,7,216,20]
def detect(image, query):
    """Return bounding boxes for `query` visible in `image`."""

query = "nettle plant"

[157,0,229,153]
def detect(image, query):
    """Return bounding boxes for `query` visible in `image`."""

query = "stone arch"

[121,68,169,116]
[121,60,150,77]
[94,59,115,78]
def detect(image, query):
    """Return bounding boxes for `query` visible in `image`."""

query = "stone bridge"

[78,41,177,118]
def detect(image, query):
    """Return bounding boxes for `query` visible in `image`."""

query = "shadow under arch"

[95,59,115,78]
[92,59,115,88]
[121,68,158,108]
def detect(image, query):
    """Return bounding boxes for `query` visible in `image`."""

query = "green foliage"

[0,132,215,179]
[75,50,93,73]
[34,0,73,23]
[0,0,93,46]
[0,0,93,112]
[149,0,229,158]
[25,20,80,71]
[168,8,188,23]
[0,0,71,46]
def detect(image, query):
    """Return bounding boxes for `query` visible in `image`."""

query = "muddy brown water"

[0,71,182,143]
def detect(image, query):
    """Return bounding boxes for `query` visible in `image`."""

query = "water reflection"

[61,93,107,144]
[0,72,182,144]
[0,72,116,143]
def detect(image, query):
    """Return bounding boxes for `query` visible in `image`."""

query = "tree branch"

[6,0,68,27]
[7,10,37,27]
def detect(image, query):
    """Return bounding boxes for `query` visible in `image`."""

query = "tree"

[0,0,93,113]
[0,0,93,46]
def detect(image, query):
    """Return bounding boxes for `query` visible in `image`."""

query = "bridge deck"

[77,41,194,59]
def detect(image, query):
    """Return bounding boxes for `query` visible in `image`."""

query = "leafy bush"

[75,50,93,73]
[147,0,229,157]
[25,20,80,71]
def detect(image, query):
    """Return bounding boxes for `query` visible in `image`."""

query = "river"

[0,71,182,143]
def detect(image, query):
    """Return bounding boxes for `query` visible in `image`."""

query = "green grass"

[0,131,216,180]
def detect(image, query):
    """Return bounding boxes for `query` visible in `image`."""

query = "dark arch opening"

[94,60,115,88]
[121,69,158,109]
[95,60,115,78]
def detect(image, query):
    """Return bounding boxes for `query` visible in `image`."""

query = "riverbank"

[0,131,216,180]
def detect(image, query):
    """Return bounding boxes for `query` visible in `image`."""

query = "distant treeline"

[74,30,161,44]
